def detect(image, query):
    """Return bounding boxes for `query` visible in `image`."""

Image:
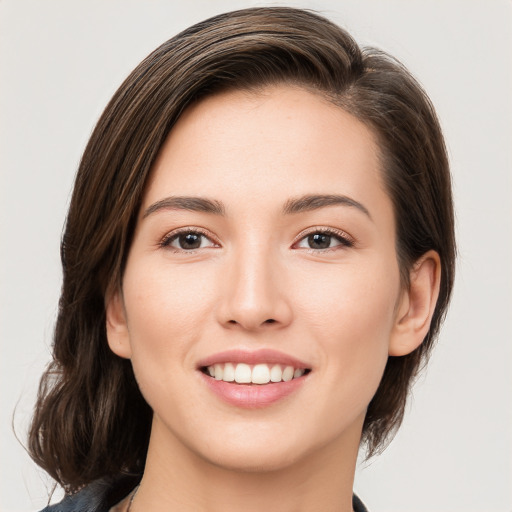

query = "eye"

[161,230,218,251]
[294,229,354,251]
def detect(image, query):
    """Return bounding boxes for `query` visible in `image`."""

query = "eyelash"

[159,227,354,253]
[292,227,355,252]
[159,227,219,253]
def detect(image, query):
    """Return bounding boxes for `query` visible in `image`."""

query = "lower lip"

[199,372,308,409]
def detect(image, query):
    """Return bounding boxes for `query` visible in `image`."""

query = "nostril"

[224,318,279,328]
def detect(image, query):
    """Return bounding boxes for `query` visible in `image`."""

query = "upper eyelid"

[292,226,355,245]
[160,226,220,246]
[158,225,354,247]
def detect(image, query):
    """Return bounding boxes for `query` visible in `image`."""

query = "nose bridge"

[219,238,292,330]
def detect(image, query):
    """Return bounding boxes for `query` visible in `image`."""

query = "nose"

[216,245,293,332]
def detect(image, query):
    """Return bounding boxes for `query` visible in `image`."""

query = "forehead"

[143,85,388,218]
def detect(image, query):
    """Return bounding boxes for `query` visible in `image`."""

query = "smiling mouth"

[201,363,311,385]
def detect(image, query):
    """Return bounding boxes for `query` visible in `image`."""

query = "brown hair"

[29,7,455,492]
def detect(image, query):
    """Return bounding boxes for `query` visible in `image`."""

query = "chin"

[198,443,307,474]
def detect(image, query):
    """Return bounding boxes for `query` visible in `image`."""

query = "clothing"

[39,475,141,512]
[39,474,369,512]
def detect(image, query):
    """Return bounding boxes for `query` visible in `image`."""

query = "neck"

[131,415,363,512]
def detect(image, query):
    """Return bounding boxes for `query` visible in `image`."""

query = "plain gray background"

[1,1,511,511]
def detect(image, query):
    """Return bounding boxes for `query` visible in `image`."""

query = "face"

[107,85,409,472]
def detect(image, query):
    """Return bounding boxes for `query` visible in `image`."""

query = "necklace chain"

[126,485,139,512]
[124,484,358,511]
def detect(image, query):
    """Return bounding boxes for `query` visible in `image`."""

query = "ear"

[105,287,132,359]
[389,250,441,357]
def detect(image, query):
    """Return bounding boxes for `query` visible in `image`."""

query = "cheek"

[295,258,399,405]
[121,260,216,375]
[297,257,399,335]
[120,261,214,416]
[125,258,211,327]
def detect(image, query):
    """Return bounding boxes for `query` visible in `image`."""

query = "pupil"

[179,233,201,249]
[309,233,331,249]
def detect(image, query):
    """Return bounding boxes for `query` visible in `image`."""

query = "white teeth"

[205,363,307,384]
[234,363,252,383]
[282,366,294,382]
[252,364,270,384]
[294,368,305,378]
[214,364,223,380]
[270,364,282,382]
[223,362,235,382]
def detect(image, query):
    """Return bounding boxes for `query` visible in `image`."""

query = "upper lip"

[197,348,311,369]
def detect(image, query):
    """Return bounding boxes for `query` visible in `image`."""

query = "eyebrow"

[282,194,371,219]
[143,193,371,219]
[143,196,225,218]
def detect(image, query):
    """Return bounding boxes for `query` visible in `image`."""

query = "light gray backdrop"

[1,1,511,511]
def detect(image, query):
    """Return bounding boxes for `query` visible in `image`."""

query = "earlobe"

[105,288,132,359]
[389,250,441,357]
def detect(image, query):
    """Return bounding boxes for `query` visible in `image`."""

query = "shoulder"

[38,474,140,512]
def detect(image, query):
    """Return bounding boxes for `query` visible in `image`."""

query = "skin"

[106,85,440,512]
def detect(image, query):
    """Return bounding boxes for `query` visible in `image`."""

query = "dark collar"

[39,474,141,512]
[40,475,368,512]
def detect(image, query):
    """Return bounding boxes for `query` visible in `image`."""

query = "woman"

[30,7,455,512]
